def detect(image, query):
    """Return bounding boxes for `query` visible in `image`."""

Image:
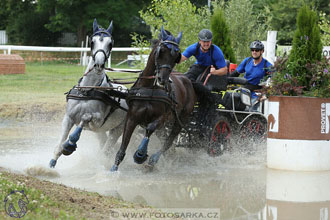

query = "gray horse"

[49,19,127,168]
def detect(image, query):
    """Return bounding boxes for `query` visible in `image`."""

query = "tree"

[211,8,236,63]
[319,12,330,46]
[38,0,151,46]
[213,0,267,63]
[0,0,10,29]
[3,0,58,46]
[288,4,323,89]
[138,0,211,72]
[269,0,305,45]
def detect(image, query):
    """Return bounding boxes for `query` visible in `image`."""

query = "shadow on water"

[1,120,330,219]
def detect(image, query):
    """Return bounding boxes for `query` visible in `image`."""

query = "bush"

[266,5,329,98]
[287,4,323,88]
[211,8,236,63]
[267,57,330,97]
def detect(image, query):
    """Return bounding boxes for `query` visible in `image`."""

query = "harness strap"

[126,88,175,107]
[66,86,128,112]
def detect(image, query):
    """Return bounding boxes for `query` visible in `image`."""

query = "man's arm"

[210,65,227,76]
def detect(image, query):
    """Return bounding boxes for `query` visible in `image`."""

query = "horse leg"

[148,121,182,167]
[102,122,124,154]
[49,116,74,168]
[62,113,92,156]
[110,117,138,172]
[133,119,160,164]
[96,132,108,149]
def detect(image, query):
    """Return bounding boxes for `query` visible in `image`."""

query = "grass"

[0,62,138,104]
[0,62,139,119]
[0,169,151,219]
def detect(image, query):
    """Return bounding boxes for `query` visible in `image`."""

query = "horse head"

[90,18,114,71]
[154,26,182,86]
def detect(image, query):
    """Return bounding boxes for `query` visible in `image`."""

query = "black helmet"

[198,29,213,41]
[250,40,264,50]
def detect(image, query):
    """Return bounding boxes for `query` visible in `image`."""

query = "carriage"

[172,74,268,157]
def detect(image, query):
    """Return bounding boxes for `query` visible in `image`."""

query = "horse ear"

[93,18,99,33]
[161,25,168,40]
[107,20,113,35]
[175,31,183,44]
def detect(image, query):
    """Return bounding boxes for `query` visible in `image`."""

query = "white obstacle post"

[264,31,277,65]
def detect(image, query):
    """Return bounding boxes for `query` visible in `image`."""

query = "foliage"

[133,0,211,72]
[212,0,268,63]
[319,12,330,46]
[288,4,323,88]
[268,0,305,45]
[2,0,57,46]
[210,8,236,63]
[130,33,152,69]
[38,0,151,46]
[267,5,329,98]
[267,56,330,97]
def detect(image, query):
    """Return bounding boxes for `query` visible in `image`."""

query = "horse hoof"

[133,151,148,164]
[62,141,77,156]
[143,163,154,172]
[49,159,57,168]
[110,165,118,172]
[148,152,161,166]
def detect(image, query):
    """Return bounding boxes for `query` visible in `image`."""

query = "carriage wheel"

[207,115,232,157]
[236,115,267,153]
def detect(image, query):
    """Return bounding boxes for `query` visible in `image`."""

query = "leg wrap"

[133,137,149,164]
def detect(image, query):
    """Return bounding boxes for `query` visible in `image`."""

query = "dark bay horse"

[110,27,197,171]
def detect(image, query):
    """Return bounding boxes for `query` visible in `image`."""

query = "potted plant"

[265,4,330,171]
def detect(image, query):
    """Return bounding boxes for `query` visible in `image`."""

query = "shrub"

[287,4,323,89]
[266,4,330,98]
[267,56,330,97]
[211,8,236,63]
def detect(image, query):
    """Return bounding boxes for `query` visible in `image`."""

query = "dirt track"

[0,101,65,122]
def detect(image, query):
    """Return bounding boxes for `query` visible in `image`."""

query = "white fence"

[279,45,330,58]
[0,45,149,67]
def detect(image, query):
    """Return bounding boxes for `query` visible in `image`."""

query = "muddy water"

[1,120,330,220]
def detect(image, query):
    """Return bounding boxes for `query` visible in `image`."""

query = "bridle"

[90,30,113,62]
[154,40,180,86]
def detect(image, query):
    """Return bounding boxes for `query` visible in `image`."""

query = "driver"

[230,40,273,111]
[178,29,227,123]
[179,29,228,80]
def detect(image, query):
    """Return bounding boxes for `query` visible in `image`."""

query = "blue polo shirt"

[182,42,226,69]
[236,57,272,85]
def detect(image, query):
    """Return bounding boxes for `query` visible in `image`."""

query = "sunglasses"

[251,49,261,52]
